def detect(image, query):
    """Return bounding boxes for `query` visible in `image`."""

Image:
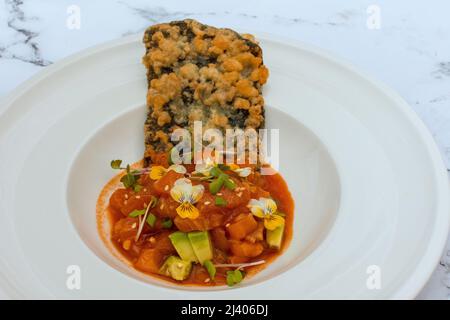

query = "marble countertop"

[0,0,449,299]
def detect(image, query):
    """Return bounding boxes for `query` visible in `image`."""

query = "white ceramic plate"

[0,33,448,299]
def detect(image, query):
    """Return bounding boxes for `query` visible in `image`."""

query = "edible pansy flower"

[228,164,252,177]
[248,197,285,230]
[170,178,204,219]
[149,164,186,180]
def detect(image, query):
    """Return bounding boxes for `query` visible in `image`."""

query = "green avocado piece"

[169,231,198,263]
[266,225,285,250]
[159,256,192,281]
[187,231,213,265]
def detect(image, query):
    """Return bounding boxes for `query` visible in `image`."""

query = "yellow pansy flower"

[170,178,204,219]
[248,197,285,230]
[149,164,186,180]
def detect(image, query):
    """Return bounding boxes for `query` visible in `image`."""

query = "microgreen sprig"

[215,196,227,206]
[121,165,142,192]
[161,218,173,229]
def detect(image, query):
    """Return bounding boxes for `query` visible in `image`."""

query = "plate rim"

[0,31,448,299]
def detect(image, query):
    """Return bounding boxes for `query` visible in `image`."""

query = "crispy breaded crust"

[142,19,269,165]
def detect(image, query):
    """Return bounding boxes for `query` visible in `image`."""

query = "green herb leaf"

[161,218,173,229]
[226,269,244,287]
[110,159,123,169]
[215,196,227,206]
[204,260,216,280]
[129,209,145,217]
[120,173,137,189]
[168,149,174,165]
[146,213,157,227]
[169,147,192,165]
[226,274,233,287]
[120,164,142,192]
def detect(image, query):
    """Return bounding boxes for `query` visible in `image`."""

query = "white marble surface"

[0,0,449,299]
